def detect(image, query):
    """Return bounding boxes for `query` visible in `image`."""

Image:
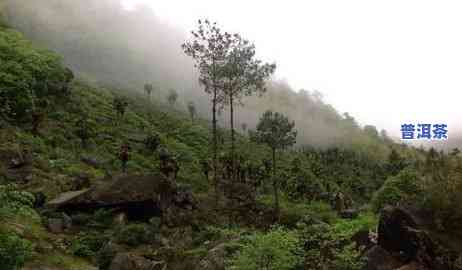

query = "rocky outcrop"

[45,212,72,234]
[198,243,227,270]
[352,229,375,252]
[1,148,33,183]
[46,174,195,224]
[365,206,458,270]
[364,245,403,270]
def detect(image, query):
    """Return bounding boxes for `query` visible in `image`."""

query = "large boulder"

[376,206,456,270]
[364,245,404,270]
[46,174,195,222]
[351,229,375,252]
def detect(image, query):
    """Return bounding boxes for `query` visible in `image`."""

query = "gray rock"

[198,243,227,270]
[109,253,164,270]
[364,245,404,270]
[62,212,72,229]
[46,213,72,233]
[81,156,101,168]
[47,218,64,234]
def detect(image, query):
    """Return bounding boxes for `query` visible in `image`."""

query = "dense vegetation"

[0,7,461,270]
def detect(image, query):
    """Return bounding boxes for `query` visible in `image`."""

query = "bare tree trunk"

[272,148,279,221]
[213,88,218,204]
[230,94,235,182]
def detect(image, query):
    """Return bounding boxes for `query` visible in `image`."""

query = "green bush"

[96,242,122,270]
[331,212,378,239]
[115,223,156,246]
[299,223,364,270]
[371,168,421,212]
[0,29,70,121]
[70,232,109,258]
[228,227,302,270]
[279,200,337,228]
[0,231,33,270]
[0,184,38,221]
[286,170,324,201]
[92,209,114,227]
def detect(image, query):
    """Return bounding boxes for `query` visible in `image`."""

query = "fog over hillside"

[4,0,459,150]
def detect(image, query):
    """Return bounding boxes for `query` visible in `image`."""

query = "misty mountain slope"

[2,0,396,151]
[4,9,462,270]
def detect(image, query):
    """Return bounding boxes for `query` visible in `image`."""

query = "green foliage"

[299,146,389,201]
[96,242,120,270]
[299,222,364,270]
[420,152,462,230]
[371,168,421,212]
[331,213,378,239]
[387,148,407,176]
[74,116,95,147]
[143,131,161,153]
[228,227,302,270]
[0,28,70,121]
[92,209,114,227]
[0,231,33,270]
[252,110,297,152]
[113,96,128,117]
[286,158,324,201]
[115,223,156,247]
[70,232,109,258]
[279,200,337,227]
[0,184,38,221]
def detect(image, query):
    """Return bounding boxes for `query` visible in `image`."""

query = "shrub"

[0,184,38,221]
[279,200,337,228]
[228,227,302,270]
[371,168,421,212]
[0,29,70,122]
[115,223,156,246]
[299,223,364,270]
[70,232,109,258]
[92,208,113,227]
[96,242,123,270]
[144,132,161,153]
[0,231,33,270]
[331,212,378,239]
[286,170,324,201]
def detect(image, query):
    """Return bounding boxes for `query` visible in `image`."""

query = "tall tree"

[221,34,276,181]
[167,88,178,107]
[188,101,196,123]
[113,97,128,119]
[144,83,153,102]
[252,110,297,220]
[241,122,247,133]
[182,19,231,201]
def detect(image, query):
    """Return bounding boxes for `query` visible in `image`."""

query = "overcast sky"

[121,0,462,136]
